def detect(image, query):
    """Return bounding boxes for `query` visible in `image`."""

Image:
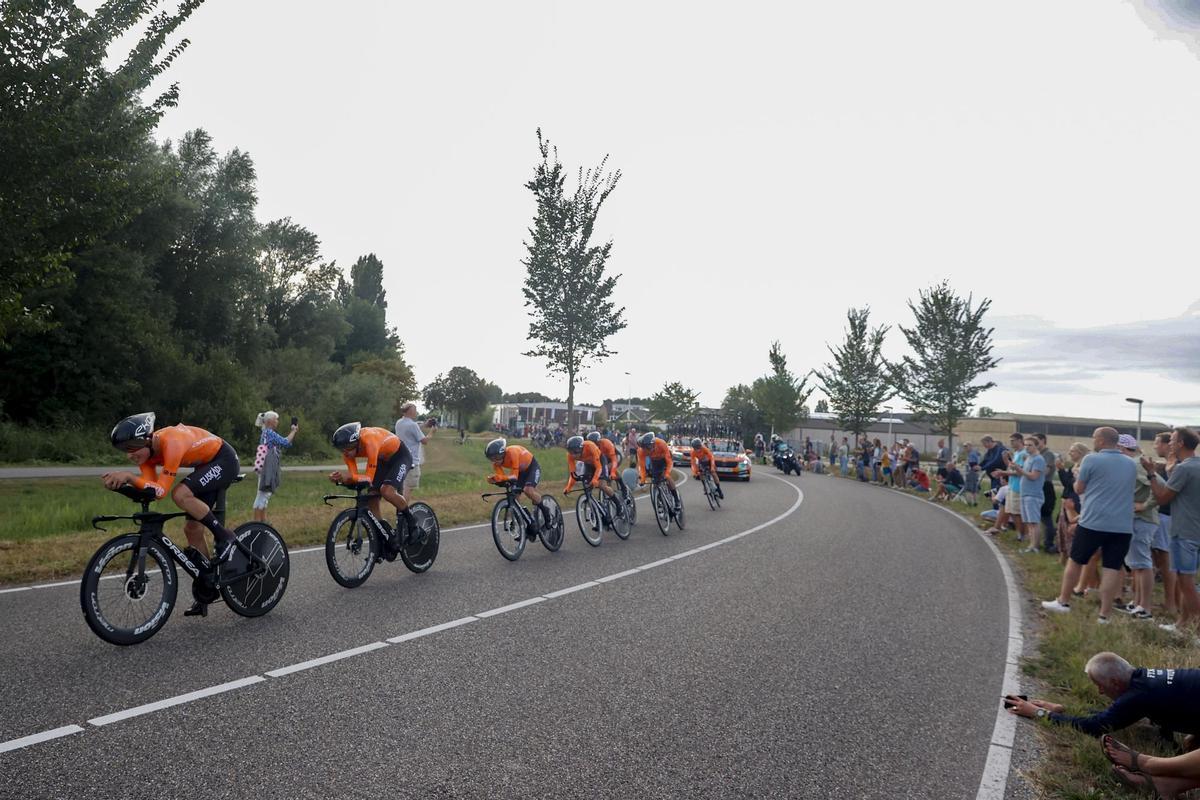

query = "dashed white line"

[0,724,84,754]
[542,581,599,599]
[88,676,266,726]
[475,596,547,618]
[0,586,30,595]
[265,642,389,678]
[387,616,478,643]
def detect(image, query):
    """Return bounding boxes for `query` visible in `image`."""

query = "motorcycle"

[774,447,802,476]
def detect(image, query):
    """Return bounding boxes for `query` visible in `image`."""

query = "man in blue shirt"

[1043,427,1136,622]
[1014,436,1048,553]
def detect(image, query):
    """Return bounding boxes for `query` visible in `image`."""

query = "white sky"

[113,0,1200,425]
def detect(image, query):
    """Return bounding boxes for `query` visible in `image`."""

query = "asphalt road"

[0,472,1008,799]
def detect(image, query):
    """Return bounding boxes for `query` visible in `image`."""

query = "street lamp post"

[884,406,894,442]
[624,372,632,425]
[1125,397,1143,443]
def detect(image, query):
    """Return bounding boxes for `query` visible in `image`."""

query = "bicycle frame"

[480,482,536,527]
[323,484,393,539]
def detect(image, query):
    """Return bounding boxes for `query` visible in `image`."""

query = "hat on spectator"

[1117,434,1139,450]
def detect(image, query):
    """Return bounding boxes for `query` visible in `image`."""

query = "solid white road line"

[0,724,85,754]
[87,676,266,727]
[594,568,642,583]
[387,616,478,644]
[475,596,547,618]
[635,557,676,571]
[886,487,1023,800]
[542,581,599,599]
[0,586,31,595]
[265,642,389,678]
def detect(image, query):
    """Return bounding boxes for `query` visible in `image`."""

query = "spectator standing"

[1150,431,1177,615]
[1145,427,1200,633]
[395,401,435,503]
[872,438,883,483]
[754,432,765,463]
[1035,433,1059,553]
[1118,434,1157,620]
[252,411,297,522]
[625,427,639,469]
[990,434,1026,539]
[838,437,849,476]
[979,435,1008,495]
[1042,427,1136,623]
[964,442,981,506]
[935,439,949,473]
[1014,436,1047,553]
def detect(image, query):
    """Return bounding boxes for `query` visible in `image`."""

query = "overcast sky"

[116,0,1200,425]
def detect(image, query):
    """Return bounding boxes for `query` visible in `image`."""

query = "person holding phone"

[253,410,298,521]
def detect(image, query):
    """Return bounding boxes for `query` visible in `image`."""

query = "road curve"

[0,472,1007,798]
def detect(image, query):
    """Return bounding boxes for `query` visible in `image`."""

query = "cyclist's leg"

[173,446,238,559]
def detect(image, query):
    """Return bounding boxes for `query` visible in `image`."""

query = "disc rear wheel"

[222,523,289,617]
[400,502,440,573]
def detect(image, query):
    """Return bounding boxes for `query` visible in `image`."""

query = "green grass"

[824,468,1194,798]
[0,431,578,585]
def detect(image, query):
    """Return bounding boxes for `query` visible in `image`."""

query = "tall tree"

[648,381,700,423]
[520,129,626,432]
[816,307,894,439]
[751,341,813,436]
[721,384,766,447]
[0,0,203,347]
[890,281,1000,455]
[422,367,490,432]
[336,253,401,362]
[814,399,829,414]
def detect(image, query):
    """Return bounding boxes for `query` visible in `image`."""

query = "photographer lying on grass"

[1006,652,1200,743]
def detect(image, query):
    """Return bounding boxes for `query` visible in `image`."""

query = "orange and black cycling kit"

[491,445,535,483]
[596,437,619,478]
[342,427,402,483]
[565,440,603,491]
[132,424,229,500]
[691,445,718,479]
[637,438,673,483]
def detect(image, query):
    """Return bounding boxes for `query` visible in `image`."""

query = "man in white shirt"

[395,402,435,502]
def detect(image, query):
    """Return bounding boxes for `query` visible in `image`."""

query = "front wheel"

[400,503,440,573]
[491,499,526,561]
[577,493,603,547]
[80,534,178,646]
[222,523,289,617]
[326,509,378,588]
[704,477,718,510]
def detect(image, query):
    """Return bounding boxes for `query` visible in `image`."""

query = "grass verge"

[821,468,1194,799]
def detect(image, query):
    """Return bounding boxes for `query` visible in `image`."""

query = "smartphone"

[1002,694,1028,709]
[291,416,298,426]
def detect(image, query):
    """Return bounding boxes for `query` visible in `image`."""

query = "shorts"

[372,445,413,492]
[407,464,422,490]
[649,458,669,482]
[965,471,980,492]
[1154,514,1172,551]
[181,442,240,509]
[1020,494,1043,523]
[252,489,272,511]
[1069,525,1132,570]
[1005,490,1022,515]
[599,455,614,480]
[1171,537,1200,576]
[1126,518,1157,570]
[945,484,962,494]
[516,457,542,490]
[882,466,892,476]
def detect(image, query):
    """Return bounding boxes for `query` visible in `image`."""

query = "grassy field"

[0,432,586,586]
[823,468,1193,799]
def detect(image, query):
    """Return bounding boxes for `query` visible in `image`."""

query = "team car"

[670,443,693,467]
[712,449,752,481]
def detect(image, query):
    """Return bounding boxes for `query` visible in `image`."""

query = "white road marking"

[594,568,642,583]
[475,596,547,618]
[0,587,30,595]
[87,676,266,726]
[265,643,389,678]
[542,581,599,599]
[30,580,79,589]
[635,557,676,571]
[0,724,85,754]
[388,616,478,643]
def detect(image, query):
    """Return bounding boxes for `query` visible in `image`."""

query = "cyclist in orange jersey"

[104,412,242,616]
[565,435,615,500]
[690,437,724,499]
[484,438,551,531]
[328,422,416,545]
[637,432,681,509]
[587,431,621,481]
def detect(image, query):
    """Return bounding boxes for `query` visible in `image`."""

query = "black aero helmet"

[110,412,156,450]
[485,438,507,460]
[332,422,362,450]
[638,432,655,448]
[566,435,584,453]
[691,438,702,449]
[586,431,601,443]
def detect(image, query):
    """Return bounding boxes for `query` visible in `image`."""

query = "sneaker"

[1159,623,1180,633]
[1112,601,1135,613]
[1097,615,1110,625]
[183,600,208,617]
[1041,599,1071,613]
[1019,546,1040,554]
[1133,609,1154,620]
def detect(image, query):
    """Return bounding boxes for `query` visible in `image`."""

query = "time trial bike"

[483,480,564,561]
[565,482,630,546]
[322,481,440,588]
[649,474,685,535]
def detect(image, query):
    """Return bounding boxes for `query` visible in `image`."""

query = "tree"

[721,384,766,447]
[502,391,557,403]
[890,281,1000,456]
[482,381,504,404]
[422,367,490,432]
[648,381,700,422]
[336,253,401,362]
[816,307,894,439]
[751,341,813,436]
[520,129,626,432]
[977,406,996,418]
[814,399,829,414]
[0,0,203,346]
